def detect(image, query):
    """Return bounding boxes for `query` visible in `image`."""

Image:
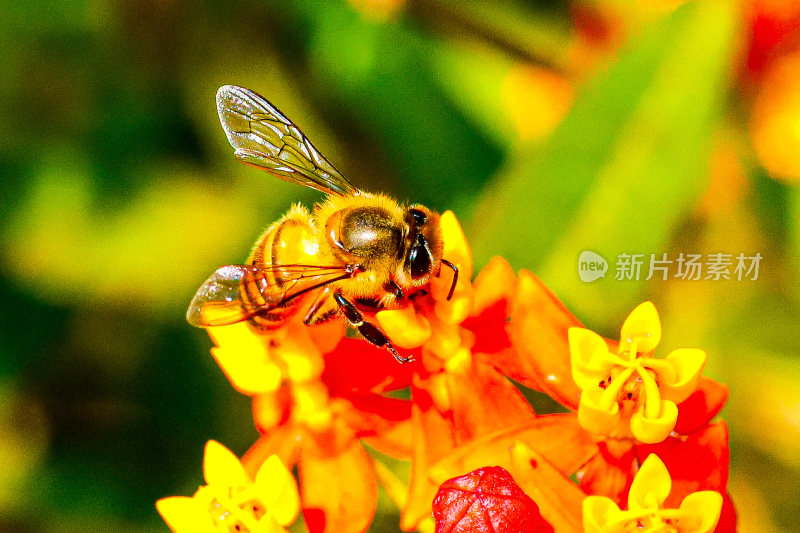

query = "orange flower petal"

[577,441,637,503]
[403,379,460,531]
[470,256,517,318]
[242,425,303,479]
[509,443,584,533]
[273,327,325,383]
[252,389,292,432]
[445,360,535,443]
[299,426,377,533]
[339,394,412,459]
[429,414,597,486]
[505,270,583,410]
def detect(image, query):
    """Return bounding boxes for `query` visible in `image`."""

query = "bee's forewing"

[216,85,356,196]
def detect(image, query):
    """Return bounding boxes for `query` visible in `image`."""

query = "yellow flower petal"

[578,390,620,436]
[253,516,289,533]
[423,322,462,362]
[569,327,615,390]
[211,346,282,395]
[433,288,474,325]
[156,496,217,533]
[627,454,671,511]
[273,331,324,383]
[582,495,623,533]
[443,346,472,373]
[254,455,300,527]
[376,306,432,348]
[620,301,661,354]
[203,440,249,488]
[207,320,265,354]
[430,211,472,302]
[658,348,707,403]
[677,490,723,533]
[630,400,678,444]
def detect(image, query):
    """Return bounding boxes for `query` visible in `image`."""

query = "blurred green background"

[1,0,799,531]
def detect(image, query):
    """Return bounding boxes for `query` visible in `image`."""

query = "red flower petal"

[463,257,517,357]
[432,466,552,533]
[674,377,729,435]
[322,338,418,394]
[638,422,735,532]
[716,492,738,533]
[637,421,730,497]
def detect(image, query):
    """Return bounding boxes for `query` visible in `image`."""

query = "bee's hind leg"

[332,291,412,364]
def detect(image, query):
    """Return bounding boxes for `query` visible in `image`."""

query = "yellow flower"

[583,453,722,533]
[156,440,299,533]
[570,302,707,444]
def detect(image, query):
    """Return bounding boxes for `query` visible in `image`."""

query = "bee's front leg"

[332,291,412,364]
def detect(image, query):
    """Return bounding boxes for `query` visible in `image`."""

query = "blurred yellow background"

[1,0,798,531]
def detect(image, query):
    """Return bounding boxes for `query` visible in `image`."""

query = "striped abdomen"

[243,206,319,331]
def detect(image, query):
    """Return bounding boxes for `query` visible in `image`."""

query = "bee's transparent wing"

[216,85,356,196]
[187,263,351,328]
[186,265,260,327]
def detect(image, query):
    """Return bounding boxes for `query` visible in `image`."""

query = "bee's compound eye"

[409,242,432,279]
[409,208,427,226]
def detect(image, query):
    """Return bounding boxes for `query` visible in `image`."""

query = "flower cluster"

[158,211,735,533]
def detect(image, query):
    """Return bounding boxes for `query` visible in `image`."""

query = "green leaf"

[470,0,738,321]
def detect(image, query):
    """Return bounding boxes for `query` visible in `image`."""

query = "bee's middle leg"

[304,287,338,325]
[332,291,412,364]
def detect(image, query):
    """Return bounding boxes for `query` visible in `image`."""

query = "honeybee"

[187,85,457,363]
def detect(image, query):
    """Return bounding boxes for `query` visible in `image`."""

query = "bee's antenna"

[440,259,458,300]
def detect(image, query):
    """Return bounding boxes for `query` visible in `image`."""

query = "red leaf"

[433,466,552,533]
